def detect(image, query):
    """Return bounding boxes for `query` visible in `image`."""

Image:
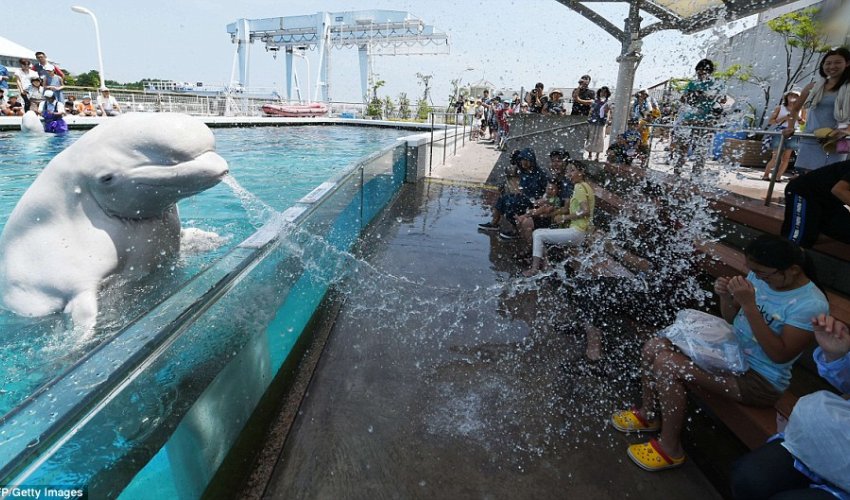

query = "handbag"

[814,127,850,154]
[658,309,748,374]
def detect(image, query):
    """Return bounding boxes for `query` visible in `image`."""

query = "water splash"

[221,174,278,228]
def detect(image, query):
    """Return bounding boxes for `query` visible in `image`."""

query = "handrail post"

[454,113,459,156]
[764,134,786,207]
[429,112,435,176]
[443,113,448,165]
[461,113,466,147]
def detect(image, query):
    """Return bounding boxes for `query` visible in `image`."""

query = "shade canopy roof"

[557,0,799,36]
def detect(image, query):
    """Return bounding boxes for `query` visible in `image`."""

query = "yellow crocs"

[627,439,686,471]
[611,408,660,433]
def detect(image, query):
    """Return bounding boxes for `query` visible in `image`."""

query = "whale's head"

[64,113,229,219]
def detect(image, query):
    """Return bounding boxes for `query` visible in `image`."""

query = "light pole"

[454,67,475,104]
[71,6,106,90]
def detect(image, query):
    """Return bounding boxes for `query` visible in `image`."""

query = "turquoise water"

[0,125,405,417]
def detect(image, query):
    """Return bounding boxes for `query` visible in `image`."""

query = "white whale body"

[0,113,228,332]
[20,110,44,134]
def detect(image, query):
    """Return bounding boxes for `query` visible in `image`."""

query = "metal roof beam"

[554,0,626,41]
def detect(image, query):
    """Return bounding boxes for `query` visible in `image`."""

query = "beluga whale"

[0,113,229,334]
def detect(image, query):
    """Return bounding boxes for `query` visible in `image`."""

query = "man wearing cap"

[39,89,68,134]
[571,75,594,116]
[97,89,122,117]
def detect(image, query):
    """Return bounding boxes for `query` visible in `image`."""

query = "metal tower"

[226,10,449,103]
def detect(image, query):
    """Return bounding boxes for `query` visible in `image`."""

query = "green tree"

[75,70,101,88]
[366,77,385,118]
[416,98,431,121]
[767,7,829,96]
[382,95,395,119]
[398,93,411,119]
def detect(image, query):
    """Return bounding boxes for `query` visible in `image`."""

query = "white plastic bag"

[783,391,850,492]
[659,309,748,374]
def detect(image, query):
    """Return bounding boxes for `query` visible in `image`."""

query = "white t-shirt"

[13,68,39,88]
[98,94,119,111]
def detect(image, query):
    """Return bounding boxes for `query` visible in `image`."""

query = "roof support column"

[285,48,294,102]
[609,1,643,140]
[358,45,370,104]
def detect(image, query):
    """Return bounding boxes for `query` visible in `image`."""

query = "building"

[0,35,36,71]
[707,0,850,127]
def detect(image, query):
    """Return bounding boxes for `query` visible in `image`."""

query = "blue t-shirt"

[733,272,829,391]
[0,65,8,90]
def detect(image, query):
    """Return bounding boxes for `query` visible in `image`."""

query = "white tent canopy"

[0,35,37,65]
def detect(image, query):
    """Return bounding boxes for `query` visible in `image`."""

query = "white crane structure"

[226,10,449,104]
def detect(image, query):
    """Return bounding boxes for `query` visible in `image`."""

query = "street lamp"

[292,49,311,104]
[71,5,106,90]
[454,67,475,104]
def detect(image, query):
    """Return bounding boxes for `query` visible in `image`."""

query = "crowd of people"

[0,51,122,132]
[473,49,850,496]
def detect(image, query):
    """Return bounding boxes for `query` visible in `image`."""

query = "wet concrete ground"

[262,180,721,499]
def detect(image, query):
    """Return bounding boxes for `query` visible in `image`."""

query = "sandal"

[627,439,686,471]
[611,407,660,433]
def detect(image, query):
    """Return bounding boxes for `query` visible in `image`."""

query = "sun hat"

[549,89,564,99]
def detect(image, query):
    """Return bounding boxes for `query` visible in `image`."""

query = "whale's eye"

[99,174,114,184]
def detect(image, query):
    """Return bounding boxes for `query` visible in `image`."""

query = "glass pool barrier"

[0,138,418,498]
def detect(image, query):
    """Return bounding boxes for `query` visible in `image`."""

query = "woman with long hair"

[586,86,611,161]
[611,235,828,472]
[784,47,850,171]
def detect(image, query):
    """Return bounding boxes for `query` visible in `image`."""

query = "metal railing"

[427,112,474,175]
[645,122,819,206]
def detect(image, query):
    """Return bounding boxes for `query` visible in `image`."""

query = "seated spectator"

[730,314,849,499]
[525,82,547,113]
[542,89,566,116]
[97,88,121,116]
[78,94,98,116]
[478,148,548,239]
[611,235,828,472]
[4,94,24,116]
[523,162,595,276]
[65,95,79,115]
[782,160,850,248]
[517,150,573,244]
[39,90,67,134]
[607,119,648,166]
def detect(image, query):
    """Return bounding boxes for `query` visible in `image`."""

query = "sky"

[4,0,754,105]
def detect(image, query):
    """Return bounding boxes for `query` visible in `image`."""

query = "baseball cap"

[44,90,55,98]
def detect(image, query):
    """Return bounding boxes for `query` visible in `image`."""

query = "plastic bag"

[658,309,747,374]
[783,391,850,492]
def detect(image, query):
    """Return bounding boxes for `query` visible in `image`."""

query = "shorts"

[735,370,782,408]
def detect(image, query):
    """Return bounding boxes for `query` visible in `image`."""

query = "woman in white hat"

[762,89,804,181]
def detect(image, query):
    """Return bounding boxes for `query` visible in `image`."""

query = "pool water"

[0,125,406,417]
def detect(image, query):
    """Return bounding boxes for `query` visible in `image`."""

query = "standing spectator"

[43,65,64,104]
[586,86,612,161]
[571,75,594,116]
[12,59,38,96]
[542,89,566,115]
[33,51,64,80]
[671,58,725,175]
[784,47,850,172]
[97,89,122,116]
[0,63,9,91]
[526,82,547,113]
[762,90,806,181]
[782,160,850,247]
[24,77,45,110]
[632,89,660,147]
